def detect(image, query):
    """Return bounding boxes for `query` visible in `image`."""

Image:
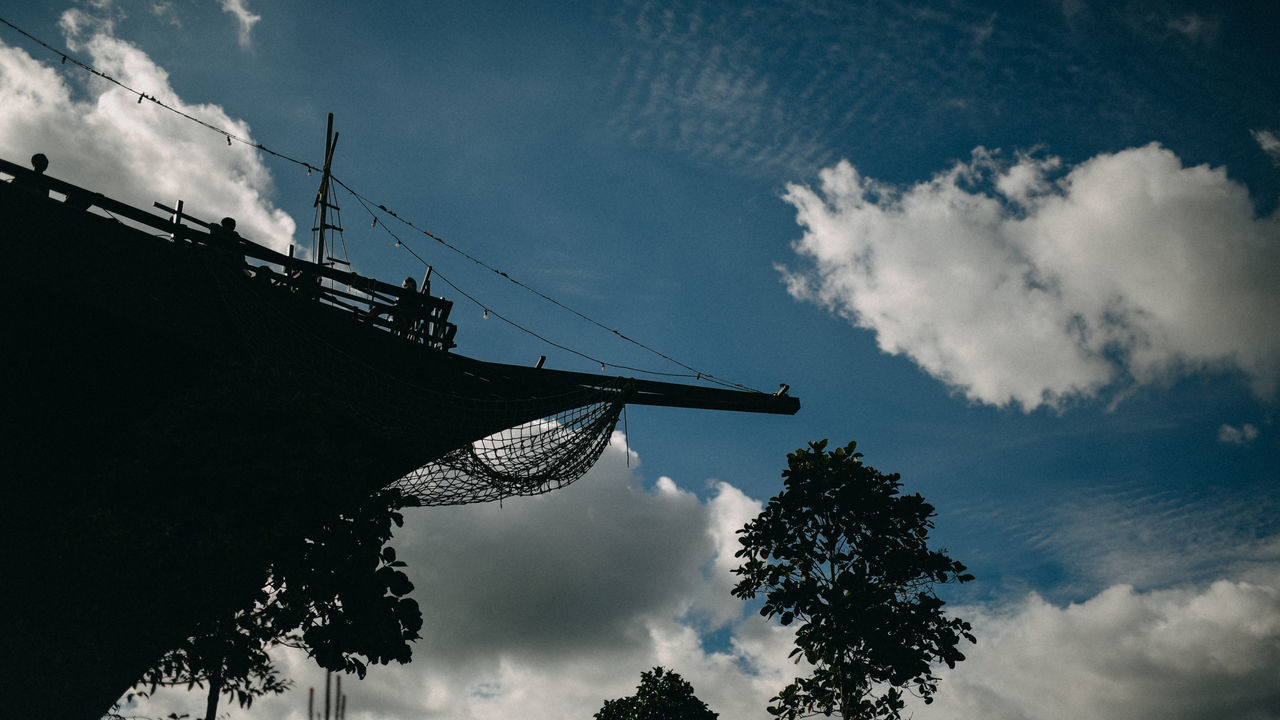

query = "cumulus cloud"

[115,435,1280,720]
[914,578,1280,720]
[219,0,262,48]
[118,437,794,720]
[0,13,295,251]
[1218,422,1261,445]
[779,144,1280,410]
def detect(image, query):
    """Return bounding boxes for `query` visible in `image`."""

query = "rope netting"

[392,390,626,506]
[199,247,629,507]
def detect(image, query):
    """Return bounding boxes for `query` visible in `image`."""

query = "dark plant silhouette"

[307,669,349,720]
[594,666,719,720]
[732,440,975,720]
[129,488,423,720]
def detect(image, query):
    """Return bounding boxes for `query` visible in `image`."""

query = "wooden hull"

[0,183,474,716]
[0,169,797,717]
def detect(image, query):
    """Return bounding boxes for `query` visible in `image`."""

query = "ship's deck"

[0,157,796,719]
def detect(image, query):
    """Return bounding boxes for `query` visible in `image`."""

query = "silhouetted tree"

[594,666,718,720]
[130,488,422,720]
[732,440,975,720]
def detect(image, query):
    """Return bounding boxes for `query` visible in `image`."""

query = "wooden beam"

[460,358,801,415]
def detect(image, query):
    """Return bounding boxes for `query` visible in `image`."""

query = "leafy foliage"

[132,488,423,716]
[731,440,975,720]
[594,667,719,720]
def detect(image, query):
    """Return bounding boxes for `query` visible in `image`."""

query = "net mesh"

[392,391,625,506]
[202,251,628,507]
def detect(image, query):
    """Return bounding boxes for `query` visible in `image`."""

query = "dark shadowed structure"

[0,156,797,719]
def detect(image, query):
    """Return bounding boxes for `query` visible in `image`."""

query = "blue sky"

[2,1,1278,718]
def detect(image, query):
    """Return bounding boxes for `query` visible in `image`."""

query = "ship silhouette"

[0,150,797,718]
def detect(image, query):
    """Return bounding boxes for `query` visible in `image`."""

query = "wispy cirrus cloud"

[601,0,1020,178]
[1253,128,1280,166]
[218,0,261,49]
[602,0,834,177]
[149,1,182,29]
[950,471,1280,603]
[1165,13,1220,43]
[1218,422,1261,445]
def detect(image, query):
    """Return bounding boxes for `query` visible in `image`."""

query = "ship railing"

[1,157,457,351]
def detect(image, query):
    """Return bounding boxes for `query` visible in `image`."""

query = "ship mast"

[313,112,342,269]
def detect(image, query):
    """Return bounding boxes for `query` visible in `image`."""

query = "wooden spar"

[314,112,339,268]
[0,154,801,417]
[620,376,798,414]
[456,357,801,415]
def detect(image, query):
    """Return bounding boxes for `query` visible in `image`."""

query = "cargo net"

[391,388,627,506]
[199,250,630,507]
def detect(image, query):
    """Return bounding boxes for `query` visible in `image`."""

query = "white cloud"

[990,481,1280,595]
[914,578,1280,720]
[604,2,839,177]
[779,144,1280,410]
[219,0,261,48]
[1164,13,1220,43]
[124,573,1280,720]
[118,437,794,720]
[59,5,119,39]
[0,16,295,251]
[1218,422,1261,445]
[150,1,182,29]
[1253,129,1280,166]
[114,434,1280,720]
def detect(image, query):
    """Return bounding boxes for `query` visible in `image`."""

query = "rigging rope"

[344,187,720,379]
[0,15,765,394]
[203,245,629,506]
[335,178,757,392]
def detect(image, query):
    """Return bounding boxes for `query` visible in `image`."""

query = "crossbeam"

[458,358,801,415]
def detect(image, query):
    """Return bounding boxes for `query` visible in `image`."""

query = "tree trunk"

[838,660,852,720]
[204,631,224,720]
[204,663,223,720]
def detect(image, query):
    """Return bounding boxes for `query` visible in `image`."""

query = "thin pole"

[315,113,333,266]
[324,670,331,720]
[168,199,184,242]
